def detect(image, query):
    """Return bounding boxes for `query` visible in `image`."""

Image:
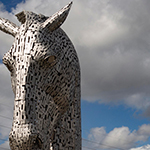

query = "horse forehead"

[11,29,43,57]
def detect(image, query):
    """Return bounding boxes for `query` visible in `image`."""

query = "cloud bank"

[131,144,150,150]
[83,125,150,150]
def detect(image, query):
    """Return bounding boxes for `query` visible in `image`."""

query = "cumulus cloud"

[130,144,150,150]
[83,125,150,150]
[70,0,150,113]
[78,0,150,100]
[0,139,10,149]
[0,64,13,106]
[0,64,13,144]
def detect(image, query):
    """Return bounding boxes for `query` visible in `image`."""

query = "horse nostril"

[33,136,42,149]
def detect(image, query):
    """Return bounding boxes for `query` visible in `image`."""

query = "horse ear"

[15,11,26,24]
[42,2,72,32]
[0,17,19,37]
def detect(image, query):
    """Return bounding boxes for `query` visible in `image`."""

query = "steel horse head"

[0,2,81,150]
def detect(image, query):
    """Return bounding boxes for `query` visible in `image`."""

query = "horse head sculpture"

[0,2,81,150]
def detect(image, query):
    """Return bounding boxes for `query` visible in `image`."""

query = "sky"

[0,0,150,150]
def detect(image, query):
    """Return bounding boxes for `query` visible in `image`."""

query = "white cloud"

[84,125,150,150]
[0,64,13,106]
[130,144,150,150]
[72,0,150,113]
[0,64,13,139]
[12,0,71,15]
[0,140,10,149]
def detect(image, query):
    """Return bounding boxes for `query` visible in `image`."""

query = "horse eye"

[45,56,56,64]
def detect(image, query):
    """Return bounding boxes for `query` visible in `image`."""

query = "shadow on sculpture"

[0,2,81,150]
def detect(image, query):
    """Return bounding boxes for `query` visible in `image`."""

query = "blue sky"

[0,0,23,12]
[0,0,150,150]
[82,101,145,134]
